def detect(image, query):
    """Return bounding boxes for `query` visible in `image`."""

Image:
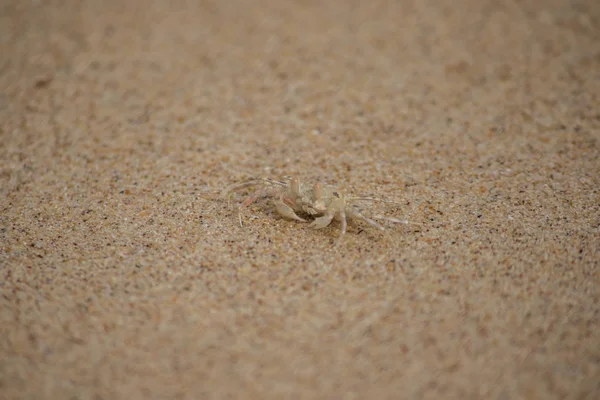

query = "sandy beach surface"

[1,0,599,398]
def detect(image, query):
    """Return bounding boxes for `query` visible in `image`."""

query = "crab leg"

[335,208,348,245]
[237,188,267,227]
[222,177,288,196]
[347,196,401,205]
[348,208,386,231]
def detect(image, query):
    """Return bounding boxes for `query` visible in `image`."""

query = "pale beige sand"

[1,0,599,399]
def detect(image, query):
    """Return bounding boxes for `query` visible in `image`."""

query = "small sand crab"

[222,176,409,244]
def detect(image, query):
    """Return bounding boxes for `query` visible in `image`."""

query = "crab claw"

[309,213,334,229]
[274,197,306,222]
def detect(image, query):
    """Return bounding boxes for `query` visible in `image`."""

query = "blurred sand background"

[1,0,599,398]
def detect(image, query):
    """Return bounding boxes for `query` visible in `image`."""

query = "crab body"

[222,176,406,244]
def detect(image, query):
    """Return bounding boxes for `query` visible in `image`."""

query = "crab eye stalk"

[291,177,301,196]
[313,182,323,200]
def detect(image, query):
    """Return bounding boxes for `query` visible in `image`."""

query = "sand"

[1,0,599,398]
